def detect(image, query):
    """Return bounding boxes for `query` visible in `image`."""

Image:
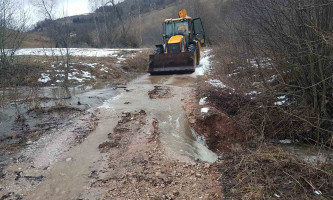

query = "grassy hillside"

[21,33,53,48]
[28,0,221,48]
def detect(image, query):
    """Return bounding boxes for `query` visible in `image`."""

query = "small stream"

[100,74,218,163]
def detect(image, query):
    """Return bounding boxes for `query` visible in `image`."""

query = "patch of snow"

[194,49,212,76]
[201,107,210,113]
[68,72,84,83]
[38,73,51,83]
[117,57,126,64]
[227,72,240,77]
[205,79,226,88]
[82,63,98,68]
[279,139,292,144]
[248,57,272,68]
[199,97,207,106]
[274,95,287,106]
[81,71,95,79]
[100,67,109,72]
[267,75,278,83]
[14,48,145,57]
[314,190,322,195]
[245,91,260,96]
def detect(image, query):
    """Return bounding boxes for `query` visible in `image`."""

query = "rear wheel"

[196,46,200,65]
[188,44,199,65]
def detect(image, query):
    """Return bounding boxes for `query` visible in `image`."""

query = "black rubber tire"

[154,47,163,55]
[188,44,196,52]
[196,47,200,65]
[188,44,199,65]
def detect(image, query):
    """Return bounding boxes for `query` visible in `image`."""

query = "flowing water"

[100,74,218,163]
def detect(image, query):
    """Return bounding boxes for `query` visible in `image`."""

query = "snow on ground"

[227,72,240,77]
[199,97,207,105]
[116,56,126,64]
[248,57,272,68]
[100,67,109,73]
[275,95,287,105]
[205,79,226,88]
[38,73,51,83]
[279,139,292,144]
[201,107,210,113]
[81,62,98,68]
[267,75,278,83]
[245,91,261,96]
[39,64,97,84]
[194,49,212,76]
[14,48,144,57]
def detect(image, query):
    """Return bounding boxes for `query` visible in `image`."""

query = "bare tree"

[33,0,73,96]
[0,0,27,65]
[211,0,333,144]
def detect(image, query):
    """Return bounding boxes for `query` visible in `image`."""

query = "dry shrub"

[220,145,333,199]
[201,42,327,144]
[121,50,152,73]
[0,62,44,87]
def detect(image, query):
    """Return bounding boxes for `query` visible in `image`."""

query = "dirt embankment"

[183,91,245,153]
[183,89,333,199]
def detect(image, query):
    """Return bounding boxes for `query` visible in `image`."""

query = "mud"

[0,50,223,199]
[183,92,244,153]
[86,110,221,199]
[0,72,221,200]
[148,86,173,99]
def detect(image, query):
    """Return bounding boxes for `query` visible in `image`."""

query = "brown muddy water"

[99,74,218,163]
[0,83,119,140]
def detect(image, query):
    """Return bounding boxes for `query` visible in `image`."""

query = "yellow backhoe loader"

[148,9,206,75]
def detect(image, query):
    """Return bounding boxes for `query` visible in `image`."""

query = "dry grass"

[197,43,327,145]
[121,50,152,73]
[21,33,53,48]
[220,145,333,199]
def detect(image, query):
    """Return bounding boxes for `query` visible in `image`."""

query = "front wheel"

[154,46,163,55]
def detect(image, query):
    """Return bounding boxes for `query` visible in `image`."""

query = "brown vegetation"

[220,145,333,199]
[121,50,151,72]
[91,110,222,199]
[197,0,333,146]
[21,33,53,48]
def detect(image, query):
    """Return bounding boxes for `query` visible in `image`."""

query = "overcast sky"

[22,0,122,26]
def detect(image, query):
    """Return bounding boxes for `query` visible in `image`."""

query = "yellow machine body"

[148,9,206,75]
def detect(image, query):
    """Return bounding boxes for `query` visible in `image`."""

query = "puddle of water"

[101,74,218,163]
[0,83,117,140]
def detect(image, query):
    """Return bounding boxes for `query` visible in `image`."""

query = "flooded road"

[0,73,219,200]
[0,49,220,199]
[100,74,217,163]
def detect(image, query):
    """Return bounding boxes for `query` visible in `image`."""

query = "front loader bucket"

[148,52,195,75]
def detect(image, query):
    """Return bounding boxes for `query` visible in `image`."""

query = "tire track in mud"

[1,72,221,200]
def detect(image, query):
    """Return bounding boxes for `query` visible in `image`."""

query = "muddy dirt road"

[0,71,222,199]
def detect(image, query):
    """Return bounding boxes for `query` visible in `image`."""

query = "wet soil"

[148,86,173,99]
[88,110,221,199]
[0,74,220,200]
[182,92,244,153]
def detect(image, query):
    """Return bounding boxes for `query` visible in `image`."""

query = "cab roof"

[164,16,192,22]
